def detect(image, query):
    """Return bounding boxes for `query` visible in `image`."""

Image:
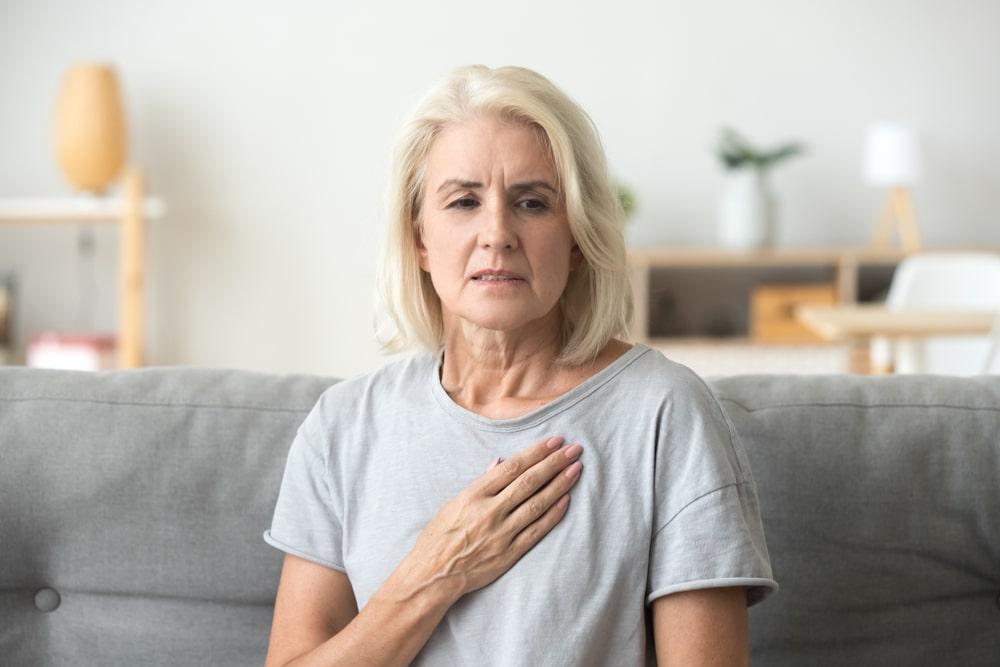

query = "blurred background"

[1,0,998,378]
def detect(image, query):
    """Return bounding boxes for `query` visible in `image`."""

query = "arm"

[264,553,460,667]
[651,586,749,666]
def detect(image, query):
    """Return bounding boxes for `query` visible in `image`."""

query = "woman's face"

[416,114,582,335]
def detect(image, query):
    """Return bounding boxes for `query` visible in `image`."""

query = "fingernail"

[547,437,564,450]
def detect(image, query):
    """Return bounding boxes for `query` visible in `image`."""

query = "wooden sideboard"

[626,246,999,373]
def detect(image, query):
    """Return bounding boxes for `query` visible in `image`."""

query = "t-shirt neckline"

[428,342,650,432]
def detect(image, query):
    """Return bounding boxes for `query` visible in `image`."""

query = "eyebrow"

[435,178,558,196]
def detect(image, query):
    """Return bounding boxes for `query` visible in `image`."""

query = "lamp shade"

[863,123,920,187]
[54,63,128,193]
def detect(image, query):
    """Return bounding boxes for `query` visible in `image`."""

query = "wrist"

[375,564,463,614]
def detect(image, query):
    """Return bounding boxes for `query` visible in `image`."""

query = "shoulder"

[625,344,722,408]
[624,346,741,454]
[633,347,751,482]
[302,349,437,434]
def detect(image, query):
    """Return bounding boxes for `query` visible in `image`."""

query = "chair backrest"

[884,252,1000,374]
[983,313,1000,373]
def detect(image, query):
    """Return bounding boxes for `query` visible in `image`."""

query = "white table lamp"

[864,123,922,252]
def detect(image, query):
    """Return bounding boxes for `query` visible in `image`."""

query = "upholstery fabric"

[1,365,998,665]
[0,367,335,666]
[709,373,1000,665]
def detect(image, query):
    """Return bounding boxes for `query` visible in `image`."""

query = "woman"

[263,64,777,666]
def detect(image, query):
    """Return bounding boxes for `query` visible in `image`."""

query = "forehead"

[425,115,556,181]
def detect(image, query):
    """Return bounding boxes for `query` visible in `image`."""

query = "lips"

[471,269,524,281]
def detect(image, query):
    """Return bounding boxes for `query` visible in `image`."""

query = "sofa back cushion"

[708,374,1000,665]
[0,367,335,666]
[2,367,998,665]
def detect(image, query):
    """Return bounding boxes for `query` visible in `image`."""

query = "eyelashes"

[448,197,550,213]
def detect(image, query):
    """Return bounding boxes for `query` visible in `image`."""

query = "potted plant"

[716,127,804,248]
[616,182,637,222]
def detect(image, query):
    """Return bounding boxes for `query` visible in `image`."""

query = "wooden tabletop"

[796,304,1000,341]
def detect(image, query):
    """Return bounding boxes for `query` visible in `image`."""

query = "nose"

[478,198,518,250]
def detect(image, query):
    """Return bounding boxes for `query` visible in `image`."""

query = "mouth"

[471,276,524,283]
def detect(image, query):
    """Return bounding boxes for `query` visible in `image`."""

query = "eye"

[448,197,478,210]
[518,198,549,212]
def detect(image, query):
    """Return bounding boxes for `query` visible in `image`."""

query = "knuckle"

[458,488,480,508]
[518,472,539,491]
[500,458,522,476]
[526,499,544,518]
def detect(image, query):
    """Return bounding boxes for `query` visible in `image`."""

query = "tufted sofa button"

[34,588,61,612]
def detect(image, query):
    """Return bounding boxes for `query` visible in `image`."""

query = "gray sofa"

[1,366,998,665]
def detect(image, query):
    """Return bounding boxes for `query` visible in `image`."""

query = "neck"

[438,314,566,405]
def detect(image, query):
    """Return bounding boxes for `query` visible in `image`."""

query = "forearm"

[284,570,460,667]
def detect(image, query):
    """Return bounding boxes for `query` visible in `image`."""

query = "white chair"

[870,252,1000,375]
[982,312,1000,373]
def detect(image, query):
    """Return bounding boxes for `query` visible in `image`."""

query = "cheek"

[420,228,469,291]
[536,233,574,267]
[530,243,574,294]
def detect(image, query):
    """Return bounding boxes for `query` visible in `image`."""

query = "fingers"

[502,444,582,530]
[509,491,572,557]
[478,436,565,496]
[493,440,582,515]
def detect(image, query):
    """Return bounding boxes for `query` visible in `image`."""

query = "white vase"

[718,167,776,249]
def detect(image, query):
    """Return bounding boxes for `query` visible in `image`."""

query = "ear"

[569,242,583,271]
[415,222,429,272]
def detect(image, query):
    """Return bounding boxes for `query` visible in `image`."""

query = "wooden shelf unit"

[0,167,164,368]
[627,246,997,347]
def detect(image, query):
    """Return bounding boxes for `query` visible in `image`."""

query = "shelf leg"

[629,256,649,344]
[849,334,877,374]
[119,166,144,368]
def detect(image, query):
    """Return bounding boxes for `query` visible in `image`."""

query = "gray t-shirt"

[263,342,777,665]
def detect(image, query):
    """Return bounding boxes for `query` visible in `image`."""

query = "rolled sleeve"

[647,481,777,607]
[263,394,346,572]
[646,364,778,607]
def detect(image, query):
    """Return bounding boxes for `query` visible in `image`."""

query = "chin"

[466,317,530,332]
[458,306,546,333]
[457,304,539,331]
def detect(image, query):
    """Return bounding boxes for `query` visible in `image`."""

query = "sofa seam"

[0,395,309,413]
[716,397,1000,414]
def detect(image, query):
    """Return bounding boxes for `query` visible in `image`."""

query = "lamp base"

[871,186,921,253]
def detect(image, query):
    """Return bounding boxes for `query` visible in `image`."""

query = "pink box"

[27,332,117,370]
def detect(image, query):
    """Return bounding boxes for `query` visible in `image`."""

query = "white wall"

[1,0,998,377]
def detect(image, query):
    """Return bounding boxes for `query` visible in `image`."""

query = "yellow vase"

[54,63,128,193]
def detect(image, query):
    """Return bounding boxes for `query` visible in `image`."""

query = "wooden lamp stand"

[871,186,921,253]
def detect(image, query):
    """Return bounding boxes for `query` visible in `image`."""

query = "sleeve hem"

[646,577,779,608]
[262,530,348,574]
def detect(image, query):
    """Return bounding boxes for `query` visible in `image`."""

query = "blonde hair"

[375,64,633,367]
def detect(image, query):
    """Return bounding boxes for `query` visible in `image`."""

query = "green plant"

[616,183,637,220]
[717,127,805,170]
